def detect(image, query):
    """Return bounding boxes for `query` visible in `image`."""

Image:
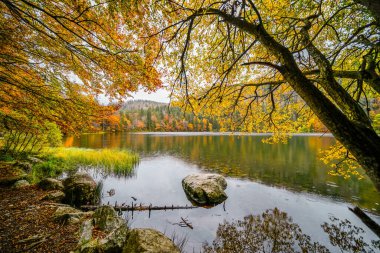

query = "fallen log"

[80,204,199,212]
[349,206,380,238]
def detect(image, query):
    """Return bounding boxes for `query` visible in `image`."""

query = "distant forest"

[96,100,380,133]
[100,100,222,132]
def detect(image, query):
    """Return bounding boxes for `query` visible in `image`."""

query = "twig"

[180,217,193,229]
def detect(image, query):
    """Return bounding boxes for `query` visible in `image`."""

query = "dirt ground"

[0,185,80,253]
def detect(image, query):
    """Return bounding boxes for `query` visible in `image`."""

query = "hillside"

[121,100,167,111]
[98,100,329,133]
[114,100,220,132]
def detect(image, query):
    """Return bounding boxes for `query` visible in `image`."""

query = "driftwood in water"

[81,204,199,212]
[180,217,193,229]
[171,217,194,229]
[349,206,380,238]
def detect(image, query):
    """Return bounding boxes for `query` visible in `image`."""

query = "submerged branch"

[81,204,199,212]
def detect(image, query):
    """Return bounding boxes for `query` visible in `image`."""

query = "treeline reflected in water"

[204,208,380,253]
[65,133,380,212]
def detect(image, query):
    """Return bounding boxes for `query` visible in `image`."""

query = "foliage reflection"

[66,133,380,212]
[204,208,380,253]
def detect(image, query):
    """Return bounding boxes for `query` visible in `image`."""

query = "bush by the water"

[1,122,62,157]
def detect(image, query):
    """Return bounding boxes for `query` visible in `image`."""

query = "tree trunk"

[354,0,380,24]
[300,24,371,127]
[258,27,380,191]
[258,29,380,192]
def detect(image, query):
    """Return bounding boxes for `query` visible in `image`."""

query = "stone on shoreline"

[39,178,64,191]
[123,228,180,253]
[0,167,28,186]
[77,206,128,252]
[53,206,93,224]
[12,179,30,189]
[42,190,65,202]
[63,173,98,207]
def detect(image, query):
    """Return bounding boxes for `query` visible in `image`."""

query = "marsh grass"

[170,231,189,253]
[48,147,139,177]
[28,147,138,182]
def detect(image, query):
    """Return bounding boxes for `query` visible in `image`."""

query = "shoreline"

[86,131,334,137]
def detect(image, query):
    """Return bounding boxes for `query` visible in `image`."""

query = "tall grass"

[170,231,189,253]
[46,147,139,177]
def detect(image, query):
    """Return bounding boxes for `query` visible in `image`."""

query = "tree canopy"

[132,0,380,189]
[1,0,380,189]
[0,0,161,133]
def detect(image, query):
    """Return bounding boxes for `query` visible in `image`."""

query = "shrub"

[1,121,62,158]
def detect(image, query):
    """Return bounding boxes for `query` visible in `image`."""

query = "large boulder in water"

[182,174,227,205]
[123,228,180,253]
[63,173,98,207]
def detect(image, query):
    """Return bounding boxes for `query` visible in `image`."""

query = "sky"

[128,87,170,103]
[98,87,171,105]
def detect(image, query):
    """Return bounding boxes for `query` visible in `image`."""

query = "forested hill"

[115,100,221,132]
[121,100,167,111]
[101,99,333,132]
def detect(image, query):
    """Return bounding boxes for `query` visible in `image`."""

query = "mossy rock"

[12,179,30,188]
[13,161,33,173]
[63,173,97,207]
[42,190,65,202]
[0,166,28,186]
[39,178,64,191]
[77,206,129,253]
[53,206,93,224]
[93,206,124,232]
[123,228,180,253]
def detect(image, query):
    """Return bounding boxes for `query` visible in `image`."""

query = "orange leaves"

[0,0,162,133]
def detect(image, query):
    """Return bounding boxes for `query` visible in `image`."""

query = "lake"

[65,132,380,252]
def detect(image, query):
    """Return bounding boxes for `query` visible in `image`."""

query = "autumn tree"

[137,1,380,190]
[0,0,161,139]
[146,109,154,130]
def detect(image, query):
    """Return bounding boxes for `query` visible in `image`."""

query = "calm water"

[65,132,380,252]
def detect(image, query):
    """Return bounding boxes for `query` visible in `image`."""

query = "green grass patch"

[30,156,66,183]
[47,147,139,177]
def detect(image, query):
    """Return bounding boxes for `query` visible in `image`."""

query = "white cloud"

[128,88,171,103]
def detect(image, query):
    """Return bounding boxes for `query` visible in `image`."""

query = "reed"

[47,147,139,176]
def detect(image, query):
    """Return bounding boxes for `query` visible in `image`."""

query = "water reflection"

[66,133,380,212]
[204,208,380,253]
[82,155,380,252]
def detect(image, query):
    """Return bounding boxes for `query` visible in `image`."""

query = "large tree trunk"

[354,0,380,24]
[259,29,380,191]
[258,29,380,192]
[211,9,380,191]
[300,23,371,127]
